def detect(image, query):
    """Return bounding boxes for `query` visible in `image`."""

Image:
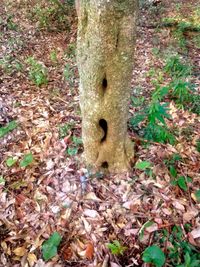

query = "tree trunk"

[76,0,138,172]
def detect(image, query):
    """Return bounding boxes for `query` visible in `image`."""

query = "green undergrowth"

[29,0,75,31]
[130,54,199,144]
[0,55,23,74]
[26,57,48,86]
[58,122,82,156]
[140,224,200,267]
[0,14,18,31]
[154,225,200,267]
[162,6,200,51]
[0,121,18,138]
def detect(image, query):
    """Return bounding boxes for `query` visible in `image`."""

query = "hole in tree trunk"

[102,78,107,91]
[99,119,107,142]
[101,161,108,168]
[115,31,120,49]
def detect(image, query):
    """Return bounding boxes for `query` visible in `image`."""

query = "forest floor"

[0,0,200,267]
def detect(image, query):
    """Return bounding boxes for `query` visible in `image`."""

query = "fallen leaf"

[61,245,73,261]
[27,253,37,267]
[13,246,27,257]
[162,208,172,215]
[82,217,92,233]
[190,227,200,239]
[183,208,198,222]
[145,223,158,233]
[83,209,99,218]
[15,194,26,205]
[85,242,94,260]
[85,192,101,202]
[110,262,122,267]
[172,201,185,211]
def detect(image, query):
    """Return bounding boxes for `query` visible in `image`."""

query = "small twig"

[53,96,69,104]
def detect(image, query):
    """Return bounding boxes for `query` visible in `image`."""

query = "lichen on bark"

[76,0,138,172]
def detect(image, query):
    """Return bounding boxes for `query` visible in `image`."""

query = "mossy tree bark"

[76,0,138,172]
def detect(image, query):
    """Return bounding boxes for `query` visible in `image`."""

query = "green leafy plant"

[0,55,23,74]
[164,56,192,79]
[67,135,82,156]
[164,153,183,182]
[67,147,78,156]
[31,0,75,31]
[20,153,34,168]
[142,245,166,267]
[72,136,82,146]
[170,80,194,105]
[42,232,62,261]
[168,226,200,266]
[58,122,75,139]
[0,121,18,138]
[130,81,176,144]
[50,50,58,64]
[130,97,175,144]
[163,56,199,113]
[63,63,74,87]
[6,14,18,30]
[145,122,175,144]
[131,95,145,107]
[26,57,48,86]
[139,220,154,240]
[165,153,182,167]
[107,240,127,256]
[193,35,200,48]
[0,176,5,186]
[171,176,192,191]
[196,139,200,153]
[65,43,76,58]
[135,161,151,170]
[172,27,187,50]
[194,190,200,202]
[6,157,17,167]
[190,94,200,115]
[10,180,28,190]
[167,157,192,191]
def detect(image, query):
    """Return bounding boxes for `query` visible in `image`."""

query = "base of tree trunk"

[76,0,137,173]
[83,133,134,173]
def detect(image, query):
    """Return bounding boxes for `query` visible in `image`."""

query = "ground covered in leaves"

[0,0,200,266]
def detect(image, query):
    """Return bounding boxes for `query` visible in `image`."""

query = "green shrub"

[130,85,175,144]
[26,57,48,86]
[164,56,192,78]
[168,226,200,266]
[170,80,194,105]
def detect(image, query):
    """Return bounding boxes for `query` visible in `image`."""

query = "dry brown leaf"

[61,245,73,261]
[146,223,158,233]
[27,253,37,267]
[191,193,198,202]
[83,209,99,218]
[1,241,7,252]
[85,242,94,260]
[85,192,101,202]
[190,227,200,239]
[110,262,122,267]
[15,194,26,206]
[183,208,199,223]
[13,246,27,257]
[172,201,185,211]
